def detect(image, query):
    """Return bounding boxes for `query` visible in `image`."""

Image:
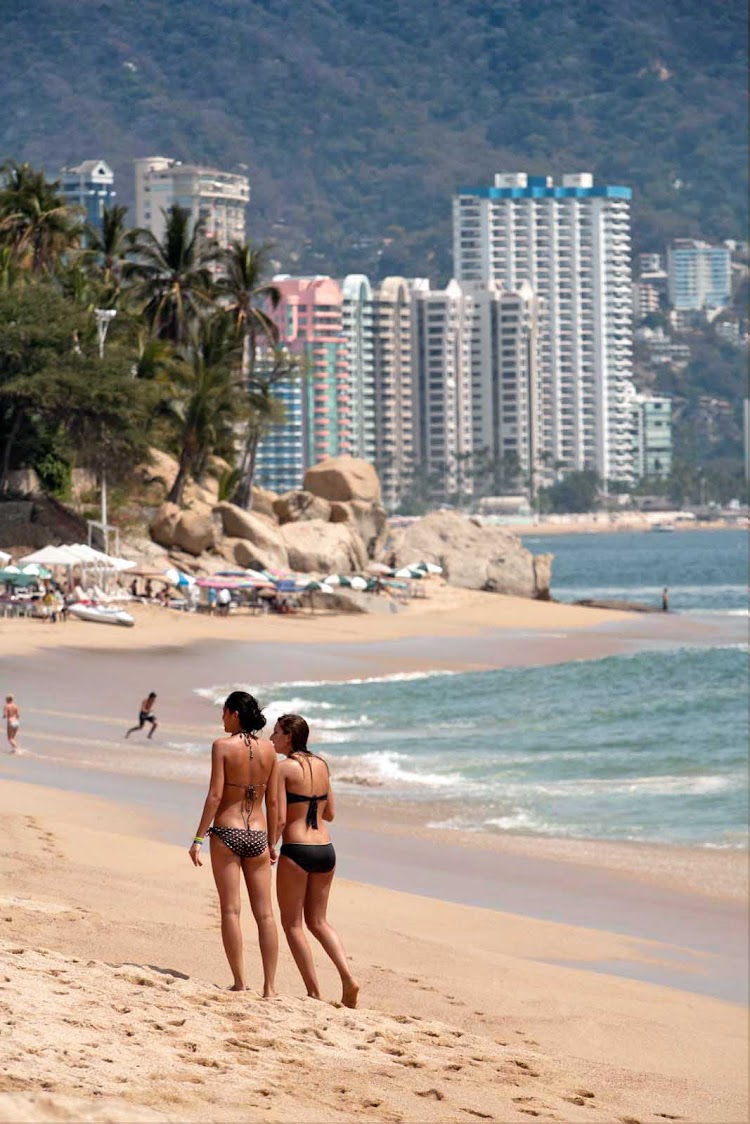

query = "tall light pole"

[94,309,117,551]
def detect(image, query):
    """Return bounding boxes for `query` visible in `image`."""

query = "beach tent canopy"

[65,544,136,571]
[19,545,81,567]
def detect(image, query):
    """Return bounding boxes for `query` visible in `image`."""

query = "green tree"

[0,282,155,492]
[124,205,221,345]
[539,470,601,513]
[0,161,84,277]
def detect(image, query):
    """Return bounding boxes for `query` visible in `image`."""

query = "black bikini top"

[286,790,328,830]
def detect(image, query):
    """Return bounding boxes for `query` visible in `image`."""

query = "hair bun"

[224,690,265,734]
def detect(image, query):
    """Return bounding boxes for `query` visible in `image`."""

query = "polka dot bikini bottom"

[209,825,268,858]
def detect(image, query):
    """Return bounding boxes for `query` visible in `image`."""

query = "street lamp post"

[93,309,117,552]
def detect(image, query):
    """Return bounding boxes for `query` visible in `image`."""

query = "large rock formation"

[214,503,289,569]
[273,490,332,524]
[330,499,388,560]
[149,502,216,556]
[280,520,368,574]
[304,456,380,504]
[392,511,552,599]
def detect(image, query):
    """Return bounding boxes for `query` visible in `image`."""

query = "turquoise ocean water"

[196,530,748,849]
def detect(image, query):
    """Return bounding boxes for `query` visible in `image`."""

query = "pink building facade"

[271,276,352,469]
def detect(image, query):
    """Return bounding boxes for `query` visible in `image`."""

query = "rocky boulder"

[392,511,552,599]
[149,502,182,549]
[330,499,388,560]
[273,490,332,525]
[173,509,216,556]
[251,486,278,520]
[234,538,289,573]
[280,520,368,574]
[149,502,216,556]
[304,456,380,504]
[214,503,289,569]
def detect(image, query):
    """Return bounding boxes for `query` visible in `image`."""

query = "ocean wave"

[331,750,459,790]
[492,773,741,799]
[266,669,460,688]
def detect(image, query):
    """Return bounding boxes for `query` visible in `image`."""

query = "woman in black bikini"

[189,691,279,996]
[272,713,359,1008]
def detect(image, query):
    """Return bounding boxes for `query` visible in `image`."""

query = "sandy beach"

[1,779,747,1124]
[0,591,747,1122]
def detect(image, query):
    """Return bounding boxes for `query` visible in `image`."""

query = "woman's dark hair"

[278,713,310,755]
[224,690,265,734]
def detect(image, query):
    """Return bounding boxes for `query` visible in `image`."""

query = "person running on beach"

[271,713,359,1008]
[189,691,279,995]
[3,695,20,753]
[125,692,159,740]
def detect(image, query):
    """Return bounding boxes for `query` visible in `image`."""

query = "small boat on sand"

[69,603,135,628]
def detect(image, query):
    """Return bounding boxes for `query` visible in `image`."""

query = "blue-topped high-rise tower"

[453,172,635,485]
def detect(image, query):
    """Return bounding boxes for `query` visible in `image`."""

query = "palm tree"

[217,243,288,508]
[0,160,84,276]
[165,310,243,505]
[234,347,302,509]
[218,241,281,371]
[84,203,132,300]
[124,205,222,345]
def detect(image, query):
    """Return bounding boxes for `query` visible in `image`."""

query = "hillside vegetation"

[1,0,747,279]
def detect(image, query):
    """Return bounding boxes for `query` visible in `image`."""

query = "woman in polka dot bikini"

[189,690,279,995]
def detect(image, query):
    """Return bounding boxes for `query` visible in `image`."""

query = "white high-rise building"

[370,277,415,508]
[453,172,635,484]
[134,157,249,246]
[465,280,542,495]
[341,275,376,463]
[411,280,475,499]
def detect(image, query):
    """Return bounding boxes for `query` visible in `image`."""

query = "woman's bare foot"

[261,986,277,999]
[342,978,360,1009]
[228,982,247,992]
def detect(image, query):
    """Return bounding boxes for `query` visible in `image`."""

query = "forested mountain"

[1,0,747,279]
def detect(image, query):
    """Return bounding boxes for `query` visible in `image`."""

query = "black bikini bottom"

[280,842,336,874]
[210,825,268,859]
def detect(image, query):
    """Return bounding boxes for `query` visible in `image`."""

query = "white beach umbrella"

[2,564,20,574]
[20,563,49,577]
[0,550,11,565]
[165,567,196,587]
[305,580,335,593]
[349,576,368,591]
[394,566,420,579]
[324,574,343,586]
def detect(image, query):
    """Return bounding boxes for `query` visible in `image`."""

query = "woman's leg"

[209,835,246,990]
[242,852,278,998]
[276,856,320,999]
[304,871,359,1008]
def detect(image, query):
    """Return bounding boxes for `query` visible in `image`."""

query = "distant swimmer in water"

[3,694,20,753]
[125,692,158,739]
